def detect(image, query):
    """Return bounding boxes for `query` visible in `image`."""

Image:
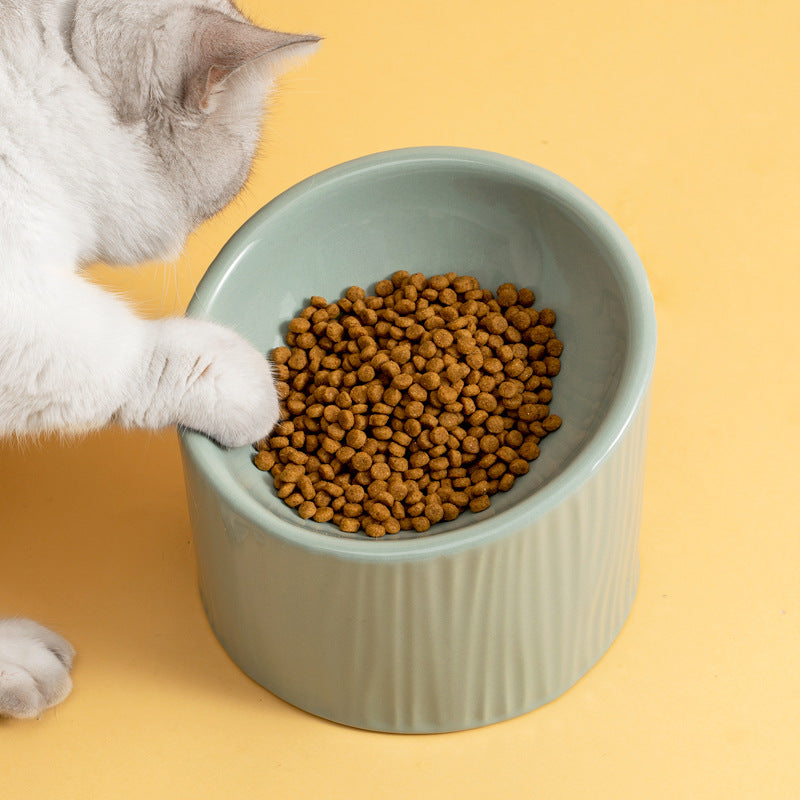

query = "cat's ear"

[183,11,320,113]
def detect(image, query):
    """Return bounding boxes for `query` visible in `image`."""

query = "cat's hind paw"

[0,619,75,719]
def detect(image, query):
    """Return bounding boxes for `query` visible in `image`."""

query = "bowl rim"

[181,146,657,561]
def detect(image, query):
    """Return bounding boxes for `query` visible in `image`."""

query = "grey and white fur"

[0,0,318,718]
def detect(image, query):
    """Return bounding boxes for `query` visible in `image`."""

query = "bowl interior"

[185,148,653,547]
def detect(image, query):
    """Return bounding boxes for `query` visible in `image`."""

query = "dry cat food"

[253,271,563,537]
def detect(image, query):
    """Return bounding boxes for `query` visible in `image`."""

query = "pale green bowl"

[179,147,656,732]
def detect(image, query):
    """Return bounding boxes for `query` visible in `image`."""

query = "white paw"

[0,619,75,719]
[159,317,281,448]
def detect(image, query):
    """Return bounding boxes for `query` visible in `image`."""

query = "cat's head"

[70,0,319,243]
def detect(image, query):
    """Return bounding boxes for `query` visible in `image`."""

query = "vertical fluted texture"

[183,390,652,733]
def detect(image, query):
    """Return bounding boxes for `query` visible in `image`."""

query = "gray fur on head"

[71,0,320,229]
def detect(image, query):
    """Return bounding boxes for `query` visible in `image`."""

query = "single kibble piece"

[253,274,563,536]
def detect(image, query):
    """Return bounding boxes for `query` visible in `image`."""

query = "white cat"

[0,0,318,718]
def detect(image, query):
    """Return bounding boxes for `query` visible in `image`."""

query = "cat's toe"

[208,358,281,448]
[0,619,75,719]
[172,321,281,448]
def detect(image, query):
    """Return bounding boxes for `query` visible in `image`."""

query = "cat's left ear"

[183,11,320,113]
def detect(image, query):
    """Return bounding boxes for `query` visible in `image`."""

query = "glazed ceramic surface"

[180,147,656,732]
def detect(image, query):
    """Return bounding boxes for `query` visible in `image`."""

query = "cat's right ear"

[182,10,320,113]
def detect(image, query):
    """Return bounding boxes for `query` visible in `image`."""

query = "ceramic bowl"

[179,147,657,733]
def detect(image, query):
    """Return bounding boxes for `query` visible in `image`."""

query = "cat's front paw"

[160,318,281,448]
[0,619,75,719]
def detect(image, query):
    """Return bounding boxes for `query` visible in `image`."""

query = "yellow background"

[2,0,798,796]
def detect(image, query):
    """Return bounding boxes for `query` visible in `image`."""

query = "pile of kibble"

[253,271,563,537]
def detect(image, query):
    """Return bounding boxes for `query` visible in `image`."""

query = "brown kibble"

[462,435,480,454]
[487,461,506,479]
[498,473,516,492]
[313,507,335,523]
[350,451,373,472]
[337,408,355,429]
[432,328,454,348]
[419,371,441,390]
[497,380,518,399]
[452,275,478,293]
[345,484,366,503]
[276,482,296,499]
[485,415,505,434]
[505,429,524,448]
[529,324,552,344]
[538,308,556,327]
[404,417,422,437]
[508,310,531,332]
[495,446,517,463]
[509,458,529,476]
[389,481,409,501]
[517,288,535,307]
[412,516,431,532]
[469,495,491,513]
[346,429,367,449]
[256,273,562,536]
[356,364,375,382]
[496,283,518,307]
[429,426,450,446]
[484,314,508,334]
[370,462,392,481]
[279,463,304,483]
[336,444,356,464]
[476,392,498,412]
[546,338,563,357]
[342,502,363,518]
[364,522,386,538]
[253,450,276,471]
[542,415,562,432]
[436,384,459,404]
[479,434,500,453]
[345,286,365,302]
[384,518,401,535]
[368,502,391,522]
[439,412,460,429]
[284,492,304,508]
[391,372,413,390]
[374,279,394,297]
[470,480,489,497]
[271,346,292,364]
[286,350,307,371]
[405,400,425,418]
[519,440,540,460]
[439,288,458,305]
[298,501,317,519]
[407,383,427,402]
[382,386,403,406]
[297,475,315,500]
[442,503,459,520]
[338,517,360,533]
[544,356,561,376]
[424,503,445,524]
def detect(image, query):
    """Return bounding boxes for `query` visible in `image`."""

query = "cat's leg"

[114,314,282,447]
[0,619,75,719]
[0,269,280,445]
